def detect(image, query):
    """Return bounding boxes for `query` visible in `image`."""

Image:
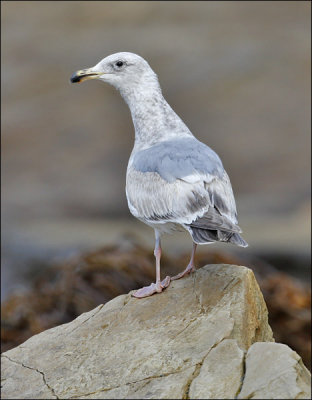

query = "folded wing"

[127,137,247,246]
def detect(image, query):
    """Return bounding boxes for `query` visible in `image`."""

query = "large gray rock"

[1,265,310,399]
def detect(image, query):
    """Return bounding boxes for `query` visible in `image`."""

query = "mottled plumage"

[71,52,248,298]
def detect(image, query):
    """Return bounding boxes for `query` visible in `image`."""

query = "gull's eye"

[115,61,124,68]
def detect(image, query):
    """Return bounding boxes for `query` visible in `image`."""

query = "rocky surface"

[1,265,310,399]
[2,241,311,368]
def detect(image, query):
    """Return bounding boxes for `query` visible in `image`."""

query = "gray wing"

[132,137,224,183]
[127,137,240,232]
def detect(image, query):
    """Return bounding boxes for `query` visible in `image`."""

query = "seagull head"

[70,52,159,93]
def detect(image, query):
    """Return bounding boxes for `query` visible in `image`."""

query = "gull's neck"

[119,78,193,148]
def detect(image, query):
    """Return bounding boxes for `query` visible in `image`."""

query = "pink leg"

[171,243,197,281]
[132,232,171,298]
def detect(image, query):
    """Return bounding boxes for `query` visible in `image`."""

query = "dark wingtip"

[70,73,81,83]
[230,233,249,247]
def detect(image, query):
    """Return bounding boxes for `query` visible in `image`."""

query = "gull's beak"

[70,67,101,83]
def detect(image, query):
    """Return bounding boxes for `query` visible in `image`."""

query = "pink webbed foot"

[170,263,196,281]
[132,276,171,298]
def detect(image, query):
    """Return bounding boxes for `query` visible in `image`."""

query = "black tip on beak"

[70,73,81,83]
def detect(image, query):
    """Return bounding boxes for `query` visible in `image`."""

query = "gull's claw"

[161,275,171,289]
[132,276,171,298]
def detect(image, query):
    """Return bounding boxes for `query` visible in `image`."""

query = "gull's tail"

[187,226,248,248]
[228,232,248,247]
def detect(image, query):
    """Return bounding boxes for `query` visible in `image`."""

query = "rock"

[189,338,244,399]
[238,342,311,399]
[1,264,310,399]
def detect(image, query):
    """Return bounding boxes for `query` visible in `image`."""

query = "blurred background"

[1,1,311,367]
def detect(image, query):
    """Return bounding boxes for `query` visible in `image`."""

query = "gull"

[70,52,248,298]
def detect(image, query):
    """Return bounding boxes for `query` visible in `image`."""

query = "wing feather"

[127,138,241,233]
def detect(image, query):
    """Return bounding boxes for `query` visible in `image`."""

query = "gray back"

[132,137,224,183]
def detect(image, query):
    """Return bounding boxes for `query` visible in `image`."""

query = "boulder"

[1,264,310,399]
